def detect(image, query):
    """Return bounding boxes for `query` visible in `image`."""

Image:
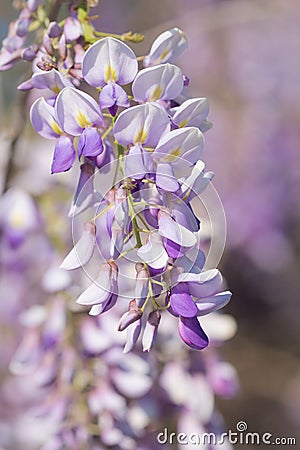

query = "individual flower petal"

[123,320,142,354]
[170,283,198,318]
[76,263,112,306]
[156,162,179,192]
[60,222,96,270]
[125,145,154,180]
[99,83,129,116]
[178,316,209,350]
[144,27,188,67]
[196,291,232,316]
[142,310,161,352]
[55,86,103,136]
[172,97,209,128]
[152,127,204,168]
[82,37,138,87]
[30,97,63,139]
[78,127,103,158]
[137,232,169,269]
[113,102,170,147]
[158,211,197,247]
[132,63,183,102]
[180,160,214,201]
[177,269,223,298]
[18,68,71,93]
[68,162,95,217]
[51,136,75,173]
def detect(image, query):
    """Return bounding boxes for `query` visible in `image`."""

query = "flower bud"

[21,45,38,61]
[47,21,62,39]
[43,33,54,56]
[118,300,143,332]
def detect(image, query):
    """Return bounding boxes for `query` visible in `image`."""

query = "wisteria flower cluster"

[10,1,232,353]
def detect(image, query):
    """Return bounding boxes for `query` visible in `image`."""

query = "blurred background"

[1,0,300,448]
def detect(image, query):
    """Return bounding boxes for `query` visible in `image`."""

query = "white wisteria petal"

[113,103,170,147]
[177,269,223,298]
[30,97,63,139]
[180,160,214,199]
[156,163,179,192]
[152,127,204,168]
[60,222,96,270]
[82,37,138,87]
[76,264,112,306]
[55,86,103,136]
[137,232,169,269]
[172,97,209,128]
[196,291,232,316]
[132,63,183,102]
[158,211,197,247]
[19,68,72,93]
[144,27,188,67]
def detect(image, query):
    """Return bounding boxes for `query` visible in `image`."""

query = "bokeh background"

[1,0,300,448]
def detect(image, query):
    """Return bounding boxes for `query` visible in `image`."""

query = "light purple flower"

[132,63,183,102]
[144,27,188,67]
[55,86,103,136]
[152,126,204,169]
[82,37,138,87]
[113,103,170,147]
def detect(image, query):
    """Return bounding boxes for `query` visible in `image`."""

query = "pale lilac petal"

[123,320,142,353]
[55,86,103,136]
[152,126,204,168]
[142,310,161,352]
[51,136,75,173]
[76,264,112,306]
[144,27,188,67]
[82,37,138,87]
[64,17,82,42]
[99,83,129,115]
[171,202,199,231]
[196,291,232,316]
[170,283,198,318]
[113,103,170,146]
[180,160,214,201]
[177,269,223,298]
[78,127,103,158]
[30,97,62,139]
[60,222,96,270]
[124,145,154,180]
[158,211,197,247]
[172,97,209,128]
[137,232,169,269]
[178,316,209,350]
[132,63,183,102]
[111,368,152,398]
[156,162,179,192]
[68,162,95,217]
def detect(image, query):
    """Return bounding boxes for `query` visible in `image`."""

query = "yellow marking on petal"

[149,85,163,102]
[52,84,61,94]
[77,111,92,128]
[9,211,24,229]
[162,147,181,163]
[158,47,170,62]
[178,119,188,128]
[134,128,147,145]
[51,121,63,135]
[105,64,117,83]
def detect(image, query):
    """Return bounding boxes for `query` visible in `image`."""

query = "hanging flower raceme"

[23,17,232,352]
